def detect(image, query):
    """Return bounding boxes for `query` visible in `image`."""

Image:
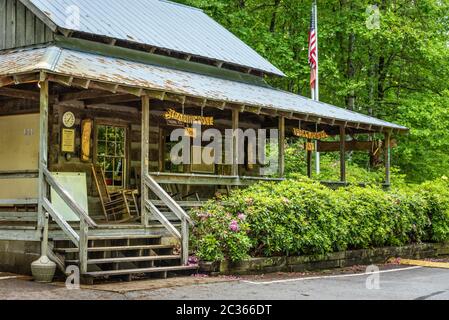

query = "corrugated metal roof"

[0,46,408,131]
[21,0,285,76]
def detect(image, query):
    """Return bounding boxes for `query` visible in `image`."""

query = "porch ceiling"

[0,45,408,133]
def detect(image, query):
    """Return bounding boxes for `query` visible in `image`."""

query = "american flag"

[308,3,317,90]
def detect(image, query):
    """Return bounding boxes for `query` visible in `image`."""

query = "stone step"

[84,265,198,277]
[66,255,181,265]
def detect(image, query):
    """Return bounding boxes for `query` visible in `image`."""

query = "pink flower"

[237,213,246,221]
[188,256,199,266]
[282,197,290,205]
[229,220,240,232]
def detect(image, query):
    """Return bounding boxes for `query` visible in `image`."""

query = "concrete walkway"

[1,264,448,300]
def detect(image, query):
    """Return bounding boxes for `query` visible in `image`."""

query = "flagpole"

[313,0,321,175]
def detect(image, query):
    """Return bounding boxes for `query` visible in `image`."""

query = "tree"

[176,0,449,182]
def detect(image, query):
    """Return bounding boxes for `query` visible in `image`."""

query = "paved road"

[1,266,449,300]
[127,266,449,300]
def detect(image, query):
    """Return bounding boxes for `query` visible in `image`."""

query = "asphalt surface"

[1,266,449,300]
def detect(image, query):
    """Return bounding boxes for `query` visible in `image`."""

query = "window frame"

[93,120,130,191]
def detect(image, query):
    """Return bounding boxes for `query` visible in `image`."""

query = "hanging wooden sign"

[305,142,315,152]
[164,108,214,126]
[293,128,328,140]
[81,119,92,162]
[184,127,198,138]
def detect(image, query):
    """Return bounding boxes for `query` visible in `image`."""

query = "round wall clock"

[62,111,76,128]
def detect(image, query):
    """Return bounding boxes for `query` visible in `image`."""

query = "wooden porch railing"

[42,167,97,273]
[144,174,194,265]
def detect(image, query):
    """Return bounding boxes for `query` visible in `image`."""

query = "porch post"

[278,116,285,177]
[340,125,346,183]
[307,140,312,178]
[232,108,239,176]
[141,95,150,227]
[385,131,391,186]
[37,73,49,243]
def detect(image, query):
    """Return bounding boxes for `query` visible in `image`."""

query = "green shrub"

[418,177,449,242]
[190,177,449,262]
[190,201,252,262]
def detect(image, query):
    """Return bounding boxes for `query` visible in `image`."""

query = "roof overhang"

[0,45,408,134]
[18,0,285,77]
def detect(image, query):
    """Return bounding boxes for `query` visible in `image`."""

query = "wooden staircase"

[149,201,203,225]
[52,232,198,283]
[35,170,199,283]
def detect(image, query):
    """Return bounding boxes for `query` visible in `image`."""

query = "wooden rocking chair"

[91,165,140,223]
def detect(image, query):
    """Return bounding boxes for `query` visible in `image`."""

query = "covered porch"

[0,41,407,280]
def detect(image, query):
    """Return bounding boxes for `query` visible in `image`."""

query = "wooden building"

[0,0,408,281]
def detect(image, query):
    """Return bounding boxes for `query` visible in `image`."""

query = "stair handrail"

[144,174,194,226]
[43,167,97,228]
[42,167,95,273]
[42,198,80,247]
[145,199,181,239]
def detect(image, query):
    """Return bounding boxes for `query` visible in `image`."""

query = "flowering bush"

[190,176,449,262]
[190,202,252,262]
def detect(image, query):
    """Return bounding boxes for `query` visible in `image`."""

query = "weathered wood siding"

[0,0,54,50]
[47,102,163,216]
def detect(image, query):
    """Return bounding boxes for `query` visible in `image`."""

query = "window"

[96,125,126,190]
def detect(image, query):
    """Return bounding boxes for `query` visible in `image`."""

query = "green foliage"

[174,0,449,183]
[417,177,449,242]
[190,201,252,262]
[191,177,448,262]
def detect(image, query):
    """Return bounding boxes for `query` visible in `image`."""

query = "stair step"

[87,234,161,241]
[54,244,174,253]
[66,255,181,265]
[84,265,198,277]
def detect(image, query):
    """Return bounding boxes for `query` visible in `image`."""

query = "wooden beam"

[307,140,312,178]
[0,76,15,87]
[13,73,39,84]
[278,111,293,119]
[85,94,140,105]
[318,140,377,152]
[59,90,117,102]
[51,75,73,87]
[385,131,391,186]
[141,95,150,227]
[38,73,49,243]
[232,108,239,176]
[116,86,143,97]
[84,103,139,114]
[149,172,284,186]
[340,125,346,183]
[88,81,119,93]
[145,90,166,100]
[278,116,285,177]
[71,78,91,89]
[0,87,40,101]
